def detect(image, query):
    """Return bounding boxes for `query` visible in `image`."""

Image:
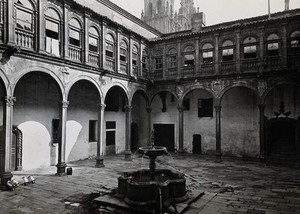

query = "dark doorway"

[131,122,139,151]
[192,134,202,154]
[153,124,175,151]
[266,118,298,165]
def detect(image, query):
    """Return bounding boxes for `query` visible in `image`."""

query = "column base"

[259,155,266,163]
[215,153,222,162]
[0,172,13,191]
[56,162,67,176]
[95,156,105,168]
[125,151,132,161]
[177,149,185,155]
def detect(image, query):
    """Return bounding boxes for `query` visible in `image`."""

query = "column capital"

[62,101,69,108]
[4,96,16,107]
[124,105,133,112]
[177,106,185,112]
[146,106,152,113]
[99,104,106,111]
[215,105,222,112]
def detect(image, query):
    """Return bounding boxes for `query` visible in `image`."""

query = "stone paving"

[0,154,300,214]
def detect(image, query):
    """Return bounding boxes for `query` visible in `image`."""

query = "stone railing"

[154,69,163,79]
[120,62,128,74]
[15,29,34,49]
[241,58,258,73]
[69,45,82,62]
[201,64,215,75]
[105,58,115,71]
[183,66,195,78]
[221,61,235,74]
[167,68,177,79]
[88,52,100,67]
[266,56,281,70]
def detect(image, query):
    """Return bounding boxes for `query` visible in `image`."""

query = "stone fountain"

[117,143,188,212]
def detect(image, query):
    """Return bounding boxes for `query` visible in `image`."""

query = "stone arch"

[65,75,103,102]
[182,86,216,106]
[262,81,300,103]
[219,85,258,105]
[11,67,65,100]
[130,88,150,107]
[150,90,180,106]
[105,82,129,105]
[46,5,63,20]
[0,68,11,96]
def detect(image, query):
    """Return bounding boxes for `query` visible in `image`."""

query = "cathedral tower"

[178,0,196,30]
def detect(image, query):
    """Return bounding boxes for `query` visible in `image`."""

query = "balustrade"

[241,59,258,72]
[120,62,128,74]
[201,64,215,75]
[15,30,34,49]
[167,68,177,79]
[69,45,82,62]
[266,56,280,70]
[154,69,163,79]
[221,61,235,74]
[88,52,99,66]
[183,66,195,78]
[105,58,115,71]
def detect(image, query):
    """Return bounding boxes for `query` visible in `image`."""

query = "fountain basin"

[138,146,168,159]
[118,169,188,207]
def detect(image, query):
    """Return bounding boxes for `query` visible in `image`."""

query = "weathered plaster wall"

[151,92,179,149]
[183,90,216,154]
[221,87,260,158]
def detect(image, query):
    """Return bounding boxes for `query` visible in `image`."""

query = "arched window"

[132,45,138,66]
[89,27,99,53]
[15,0,35,49]
[290,30,300,54]
[202,43,214,63]
[168,48,177,68]
[105,34,115,59]
[45,8,60,57]
[222,40,234,61]
[120,40,128,62]
[183,45,195,66]
[266,33,280,56]
[243,36,257,59]
[69,18,81,47]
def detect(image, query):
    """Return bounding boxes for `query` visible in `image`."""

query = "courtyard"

[0,154,300,214]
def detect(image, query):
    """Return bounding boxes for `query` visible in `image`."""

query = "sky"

[110,0,300,26]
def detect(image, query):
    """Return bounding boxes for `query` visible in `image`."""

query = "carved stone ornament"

[60,67,70,84]
[211,80,222,95]
[258,80,267,96]
[176,85,184,98]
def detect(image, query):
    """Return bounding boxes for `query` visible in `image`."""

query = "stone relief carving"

[258,80,267,96]
[176,85,184,98]
[211,80,222,95]
[59,67,70,84]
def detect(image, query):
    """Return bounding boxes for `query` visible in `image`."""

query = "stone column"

[38,0,46,52]
[258,26,265,72]
[129,35,133,76]
[162,43,167,79]
[235,30,241,73]
[259,104,266,161]
[282,24,287,67]
[101,21,107,69]
[215,105,222,159]
[84,12,90,65]
[125,105,132,160]
[195,37,200,74]
[177,40,182,78]
[56,101,69,176]
[178,106,184,153]
[96,104,106,168]
[116,28,121,73]
[0,96,15,190]
[63,3,70,58]
[147,106,152,145]
[6,0,15,45]
[214,34,220,74]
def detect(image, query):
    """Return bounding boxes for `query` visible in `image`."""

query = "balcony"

[201,63,215,75]
[105,58,115,71]
[183,66,195,78]
[221,61,236,74]
[120,62,128,74]
[241,58,259,73]
[154,69,163,79]
[265,56,281,70]
[88,52,100,67]
[69,45,82,62]
[15,29,34,49]
[167,68,177,79]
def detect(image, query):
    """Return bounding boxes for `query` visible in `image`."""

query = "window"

[69,18,81,47]
[89,27,99,53]
[168,48,177,68]
[198,99,213,117]
[155,58,163,69]
[45,8,60,56]
[120,40,128,62]
[266,33,280,56]
[142,50,148,69]
[222,40,234,61]
[106,121,116,146]
[89,120,98,142]
[16,0,34,32]
[243,37,257,59]
[183,45,195,66]
[290,30,300,55]
[132,45,138,66]
[105,34,115,58]
[52,119,59,144]
[202,43,214,63]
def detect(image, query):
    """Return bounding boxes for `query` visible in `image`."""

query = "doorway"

[131,122,139,151]
[153,124,175,151]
